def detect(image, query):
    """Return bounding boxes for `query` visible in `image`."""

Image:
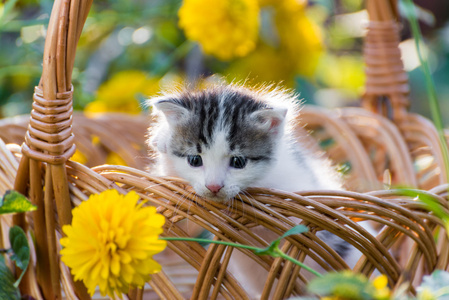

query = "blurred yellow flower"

[373,274,391,300]
[274,0,323,77]
[417,288,437,300]
[226,0,323,86]
[227,44,297,86]
[60,190,166,298]
[106,152,127,166]
[91,135,101,146]
[85,70,160,114]
[373,274,388,290]
[178,0,259,60]
[71,149,87,165]
[317,54,365,94]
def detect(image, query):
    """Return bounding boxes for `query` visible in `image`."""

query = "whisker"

[225,197,233,215]
[163,188,195,234]
[235,194,245,218]
[183,191,204,235]
[240,190,258,223]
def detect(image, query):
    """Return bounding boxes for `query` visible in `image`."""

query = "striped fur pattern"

[149,84,341,201]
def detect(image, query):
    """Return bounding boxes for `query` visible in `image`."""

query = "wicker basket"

[0,0,448,299]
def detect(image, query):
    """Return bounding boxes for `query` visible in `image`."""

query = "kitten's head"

[149,84,296,202]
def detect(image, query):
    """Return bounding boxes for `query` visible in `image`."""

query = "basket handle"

[13,0,92,298]
[362,0,410,121]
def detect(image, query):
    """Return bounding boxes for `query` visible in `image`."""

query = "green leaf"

[0,190,36,215]
[254,225,308,256]
[0,255,21,300]
[279,225,309,240]
[399,189,449,223]
[0,0,19,27]
[9,226,30,288]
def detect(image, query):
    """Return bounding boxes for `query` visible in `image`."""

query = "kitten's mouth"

[195,185,240,203]
[203,193,230,203]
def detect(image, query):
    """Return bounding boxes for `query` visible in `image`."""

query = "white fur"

[148,85,376,299]
[255,138,342,192]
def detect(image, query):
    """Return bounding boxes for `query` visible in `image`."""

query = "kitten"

[148,83,372,298]
[149,84,341,198]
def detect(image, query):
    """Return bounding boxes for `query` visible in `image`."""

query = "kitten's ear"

[149,131,168,153]
[250,108,287,134]
[150,97,189,126]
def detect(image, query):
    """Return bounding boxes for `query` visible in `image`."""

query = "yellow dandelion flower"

[178,0,260,60]
[85,70,160,115]
[60,190,166,298]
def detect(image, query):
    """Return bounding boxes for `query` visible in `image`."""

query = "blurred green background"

[0,0,448,125]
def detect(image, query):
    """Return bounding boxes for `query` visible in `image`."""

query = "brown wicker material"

[0,112,150,169]
[362,0,409,121]
[301,107,449,191]
[0,0,448,299]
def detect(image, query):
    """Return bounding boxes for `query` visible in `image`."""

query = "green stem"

[160,237,322,278]
[161,236,264,252]
[273,247,323,278]
[402,0,449,183]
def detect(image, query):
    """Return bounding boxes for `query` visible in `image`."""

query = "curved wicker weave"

[0,0,448,299]
[0,112,151,169]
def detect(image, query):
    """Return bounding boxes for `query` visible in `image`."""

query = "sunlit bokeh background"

[0,0,448,125]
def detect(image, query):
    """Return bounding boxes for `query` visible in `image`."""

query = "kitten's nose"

[206,184,223,194]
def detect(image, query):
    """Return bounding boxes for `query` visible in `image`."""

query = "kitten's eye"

[187,155,203,167]
[230,156,247,169]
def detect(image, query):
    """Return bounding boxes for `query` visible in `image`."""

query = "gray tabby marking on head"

[148,84,299,201]
[160,88,276,151]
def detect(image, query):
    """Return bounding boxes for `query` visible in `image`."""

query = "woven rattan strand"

[0,0,448,299]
